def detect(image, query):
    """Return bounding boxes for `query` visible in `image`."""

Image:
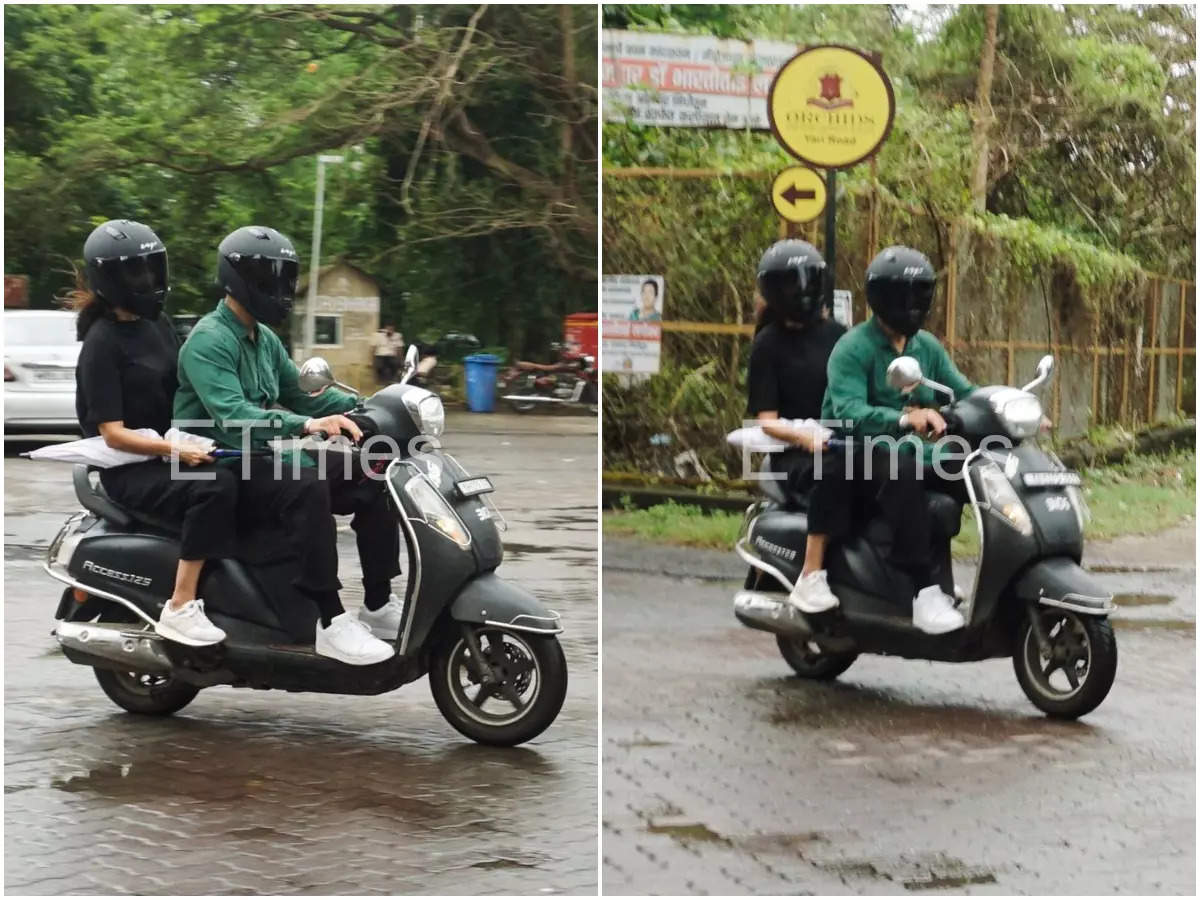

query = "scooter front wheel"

[430,626,568,746]
[1014,610,1117,719]
[776,635,858,680]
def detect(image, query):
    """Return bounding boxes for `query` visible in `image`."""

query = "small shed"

[294,260,380,392]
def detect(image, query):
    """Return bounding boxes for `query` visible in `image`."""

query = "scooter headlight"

[402,389,445,437]
[989,390,1043,440]
[978,462,1033,536]
[404,475,470,547]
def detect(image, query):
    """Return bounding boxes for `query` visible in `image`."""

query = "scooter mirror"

[886,356,923,392]
[1022,354,1055,392]
[298,357,335,394]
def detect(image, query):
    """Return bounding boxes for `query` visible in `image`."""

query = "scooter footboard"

[450,574,563,634]
[1014,557,1114,615]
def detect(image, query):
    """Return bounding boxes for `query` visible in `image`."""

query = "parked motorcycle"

[45,346,568,746]
[500,343,598,414]
[731,354,1118,719]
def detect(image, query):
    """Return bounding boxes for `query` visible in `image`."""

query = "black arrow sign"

[782,183,817,205]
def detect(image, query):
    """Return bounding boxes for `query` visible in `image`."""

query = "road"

[602,528,1195,895]
[4,411,597,895]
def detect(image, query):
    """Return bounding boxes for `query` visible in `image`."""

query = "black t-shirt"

[75,314,181,438]
[747,317,846,420]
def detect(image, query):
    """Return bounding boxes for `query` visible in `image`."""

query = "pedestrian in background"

[371,323,404,384]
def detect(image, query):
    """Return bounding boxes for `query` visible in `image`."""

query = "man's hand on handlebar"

[901,407,947,439]
[304,414,363,443]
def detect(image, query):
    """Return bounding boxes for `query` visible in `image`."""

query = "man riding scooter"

[814,245,974,634]
[173,225,402,664]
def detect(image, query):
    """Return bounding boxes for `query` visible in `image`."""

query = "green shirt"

[173,300,356,463]
[820,317,975,464]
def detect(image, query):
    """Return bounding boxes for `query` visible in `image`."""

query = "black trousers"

[807,441,966,588]
[234,456,402,623]
[101,460,239,562]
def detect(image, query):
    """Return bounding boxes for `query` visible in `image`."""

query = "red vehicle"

[498,314,598,414]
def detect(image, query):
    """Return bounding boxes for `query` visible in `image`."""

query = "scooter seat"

[72,465,182,536]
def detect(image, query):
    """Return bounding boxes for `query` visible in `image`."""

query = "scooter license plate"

[1021,471,1081,488]
[455,476,495,498]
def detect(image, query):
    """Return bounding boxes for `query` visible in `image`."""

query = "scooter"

[45,346,568,746]
[500,343,598,414]
[732,354,1118,719]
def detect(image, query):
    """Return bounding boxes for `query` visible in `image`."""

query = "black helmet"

[756,240,826,325]
[83,220,169,319]
[217,226,299,326]
[866,246,936,338]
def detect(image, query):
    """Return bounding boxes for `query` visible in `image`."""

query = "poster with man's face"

[602,275,665,373]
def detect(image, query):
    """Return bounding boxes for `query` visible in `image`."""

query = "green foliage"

[4,4,596,356]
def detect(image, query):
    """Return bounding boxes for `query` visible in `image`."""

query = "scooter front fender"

[450,574,563,634]
[1014,557,1114,616]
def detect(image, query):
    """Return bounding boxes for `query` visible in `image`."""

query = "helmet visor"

[110,251,168,298]
[909,279,935,315]
[236,256,299,301]
[760,266,822,304]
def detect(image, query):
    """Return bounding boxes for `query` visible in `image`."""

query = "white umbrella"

[24,428,215,468]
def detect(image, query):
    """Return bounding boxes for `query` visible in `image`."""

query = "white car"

[4,309,82,433]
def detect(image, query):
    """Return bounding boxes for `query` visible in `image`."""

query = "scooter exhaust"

[732,591,813,638]
[54,620,174,674]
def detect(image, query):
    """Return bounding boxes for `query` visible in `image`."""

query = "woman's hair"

[753,290,776,336]
[64,270,108,340]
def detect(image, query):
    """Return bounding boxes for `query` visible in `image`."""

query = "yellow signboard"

[767,45,895,169]
[770,166,826,223]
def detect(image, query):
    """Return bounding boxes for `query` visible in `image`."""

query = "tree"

[3,4,597,355]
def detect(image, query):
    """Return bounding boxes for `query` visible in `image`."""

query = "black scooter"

[45,347,568,746]
[732,354,1118,719]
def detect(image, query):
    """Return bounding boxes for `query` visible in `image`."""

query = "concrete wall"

[297,263,380,392]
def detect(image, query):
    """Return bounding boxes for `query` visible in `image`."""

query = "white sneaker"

[913,585,966,634]
[315,612,393,665]
[156,598,226,646]
[358,593,404,641]
[787,570,840,614]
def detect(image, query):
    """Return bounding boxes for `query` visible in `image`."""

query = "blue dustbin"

[463,353,500,413]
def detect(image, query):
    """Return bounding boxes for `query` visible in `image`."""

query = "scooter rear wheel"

[93,667,199,717]
[776,635,858,680]
[430,626,568,746]
[1014,610,1117,719]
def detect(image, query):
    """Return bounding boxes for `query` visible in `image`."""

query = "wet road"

[4,411,597,895]
[602,530,1195,895]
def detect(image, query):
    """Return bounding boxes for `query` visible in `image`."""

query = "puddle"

[737,831,829,853]
[502,542,555,556]
[613,738,672,749]
[1089,564,1175,574]
[470,857,541,870]
[815,854,997,892]
[904,871,997,891]
[1113,619,1195,633]
[51,763,131,793]
[5,544,47,561]
[646,821,727,844]
[1112,592,1173,607]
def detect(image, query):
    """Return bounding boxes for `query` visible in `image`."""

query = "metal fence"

[604,168,1195,438]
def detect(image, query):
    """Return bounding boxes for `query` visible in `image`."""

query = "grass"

[604,449,1195,557]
